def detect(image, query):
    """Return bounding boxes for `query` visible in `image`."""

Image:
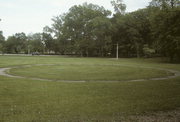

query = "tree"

[51,14,74,54]
[5,33,27,53]
[43,26,55,54]
[0,31,5,53]
[149,0,180,62]
[90,16,112,56]
[125,9,152,58]
[50,3,111,56]
[27,33,45,53]
[111,8,152,58]
[111,0,126,14]
[149,0,180,9]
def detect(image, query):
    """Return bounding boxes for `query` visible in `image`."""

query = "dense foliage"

[0,0,179,62]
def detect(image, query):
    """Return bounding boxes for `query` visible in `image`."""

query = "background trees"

[50,3,112,56]
[4,33,27,53]
[0,31,5,53]
[149,0,180,62]
[0,1,179,62]
[110,0,179,61]
[27,33,45,54]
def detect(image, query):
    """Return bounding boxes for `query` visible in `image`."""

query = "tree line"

[0,0,180,62]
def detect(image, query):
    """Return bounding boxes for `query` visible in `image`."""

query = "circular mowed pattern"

[8,64,172,81]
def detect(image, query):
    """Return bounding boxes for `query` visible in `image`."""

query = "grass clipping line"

[0,64,180,82]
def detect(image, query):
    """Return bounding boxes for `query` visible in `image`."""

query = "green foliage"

[0,31,5,43]
[4,33,27,53]
[111,8,152,58]
[27,33,45,53]
[0,31,5,53]
[110,0,180,61]
[149,0,180,62]
[51,3,112,56]
[149,0,180,9]
[42,32,54,54]
[111,0,126,14]
[0,1,180,62]
[143,44,156,57]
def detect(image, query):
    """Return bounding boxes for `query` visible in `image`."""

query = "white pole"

[116,42,119,60]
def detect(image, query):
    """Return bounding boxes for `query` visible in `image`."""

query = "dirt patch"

[122,109,180,122]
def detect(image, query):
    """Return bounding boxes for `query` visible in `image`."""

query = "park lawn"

[9,64,170,81]
[0,55,180,121]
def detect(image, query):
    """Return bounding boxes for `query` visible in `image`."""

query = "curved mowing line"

[0,64,180,82]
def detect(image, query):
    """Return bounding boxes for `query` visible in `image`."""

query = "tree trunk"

[80,51,83,57]
[101,48,104,57]
[86,49,89,57]
[136,43,140,58]
[171,0,174,8]
[170,55,174,62]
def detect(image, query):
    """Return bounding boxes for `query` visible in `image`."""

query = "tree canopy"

[0,0,179,62]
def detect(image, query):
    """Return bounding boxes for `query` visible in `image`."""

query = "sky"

[0,0,151,38]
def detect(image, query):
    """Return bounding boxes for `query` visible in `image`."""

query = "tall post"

[116,42,119,60]
[28,46,30,55]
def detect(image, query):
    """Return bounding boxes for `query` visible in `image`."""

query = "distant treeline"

[0,0,180,62]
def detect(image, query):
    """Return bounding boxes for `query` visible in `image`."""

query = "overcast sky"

[0,0,150,38]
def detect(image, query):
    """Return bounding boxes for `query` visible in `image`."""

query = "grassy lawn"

[0,55,180,121]
[9,64,170,81]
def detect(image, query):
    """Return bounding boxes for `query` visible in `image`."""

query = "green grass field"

[0,55,180,121]
[9,64,170,81]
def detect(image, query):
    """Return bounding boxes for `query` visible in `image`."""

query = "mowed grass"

[9,64,169,81]
[0,55,180,121]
